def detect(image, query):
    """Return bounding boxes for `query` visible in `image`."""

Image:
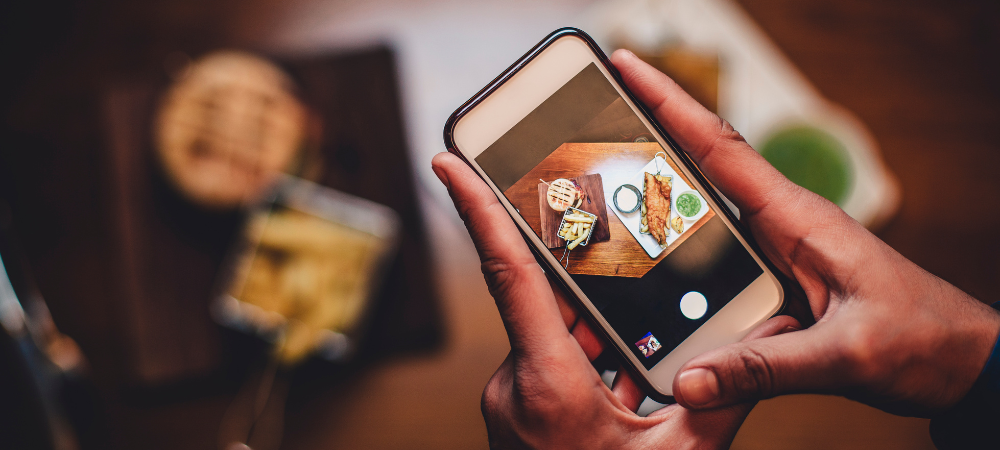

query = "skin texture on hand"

[605,50,1000,416]
[432,149,798,449]
[435,48,1000,448]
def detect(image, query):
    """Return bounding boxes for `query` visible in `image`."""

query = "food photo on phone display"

[467,54,773,372]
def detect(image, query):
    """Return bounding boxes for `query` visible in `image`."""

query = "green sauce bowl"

[760,125,853,206]
[676,192,702,218]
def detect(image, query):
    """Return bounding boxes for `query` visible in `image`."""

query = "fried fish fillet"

[644,172,672,245]
[657,174,672,201]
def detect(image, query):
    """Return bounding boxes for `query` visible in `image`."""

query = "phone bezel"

[443,27,784,402]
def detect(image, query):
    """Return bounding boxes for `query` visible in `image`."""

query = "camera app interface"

[475,63,763,368]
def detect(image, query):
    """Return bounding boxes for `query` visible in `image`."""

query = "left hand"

[432,151,799,449]
[607,49,1000,418]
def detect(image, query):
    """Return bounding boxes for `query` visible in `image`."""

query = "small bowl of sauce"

[614,184,642,213]
[674,190,707,221]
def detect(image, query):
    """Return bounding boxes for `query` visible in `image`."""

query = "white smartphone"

[444,28,784,402]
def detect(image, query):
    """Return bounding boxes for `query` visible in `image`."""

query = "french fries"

[640,202,648,233]
[559,209,595,250]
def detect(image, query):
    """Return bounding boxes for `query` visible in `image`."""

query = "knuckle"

[689,115,748,161]
[649,77,683,111]
[727,347,777,398]
[481,257,515,297]
[480,257,535,299]
[714,116,747,145]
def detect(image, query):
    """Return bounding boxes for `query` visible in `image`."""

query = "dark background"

[1,0,442,449]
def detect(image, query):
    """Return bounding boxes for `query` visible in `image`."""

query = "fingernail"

[780,325,800,334]
[678,368,719,407]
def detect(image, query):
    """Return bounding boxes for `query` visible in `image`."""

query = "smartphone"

[443,28,784,402]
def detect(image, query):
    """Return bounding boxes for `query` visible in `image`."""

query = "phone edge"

[442,26,788,404]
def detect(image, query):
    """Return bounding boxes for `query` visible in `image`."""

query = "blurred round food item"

[546,178,583,212]
[155,51,307,209]
[760,126,853,206]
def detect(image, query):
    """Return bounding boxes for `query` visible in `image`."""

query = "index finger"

[432,152,576,355]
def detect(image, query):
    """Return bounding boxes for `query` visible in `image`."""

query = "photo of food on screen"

[474,63,763,369]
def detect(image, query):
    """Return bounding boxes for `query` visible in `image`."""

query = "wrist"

[953,301,1000,407]
[864,283,1000,415]
[938,298,1000,409]
[928,301,1000,449]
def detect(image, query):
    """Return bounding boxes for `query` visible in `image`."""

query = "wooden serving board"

[538,174,611,248]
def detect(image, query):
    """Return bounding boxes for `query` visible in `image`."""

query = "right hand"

[611,49,1000,417]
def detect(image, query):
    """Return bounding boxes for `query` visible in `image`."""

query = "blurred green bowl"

[760,126,853,206]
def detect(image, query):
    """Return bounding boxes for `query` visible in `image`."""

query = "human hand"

[432,152,799,449]
[609,49,1000,416]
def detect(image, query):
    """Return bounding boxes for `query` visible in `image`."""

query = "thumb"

[673,320,848,409]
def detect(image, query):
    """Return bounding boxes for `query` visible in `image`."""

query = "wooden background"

[2,0,999,449]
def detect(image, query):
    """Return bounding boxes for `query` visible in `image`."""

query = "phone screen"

[474,63,764,369]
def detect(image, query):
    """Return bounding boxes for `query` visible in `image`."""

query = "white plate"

[607,156,698,259]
